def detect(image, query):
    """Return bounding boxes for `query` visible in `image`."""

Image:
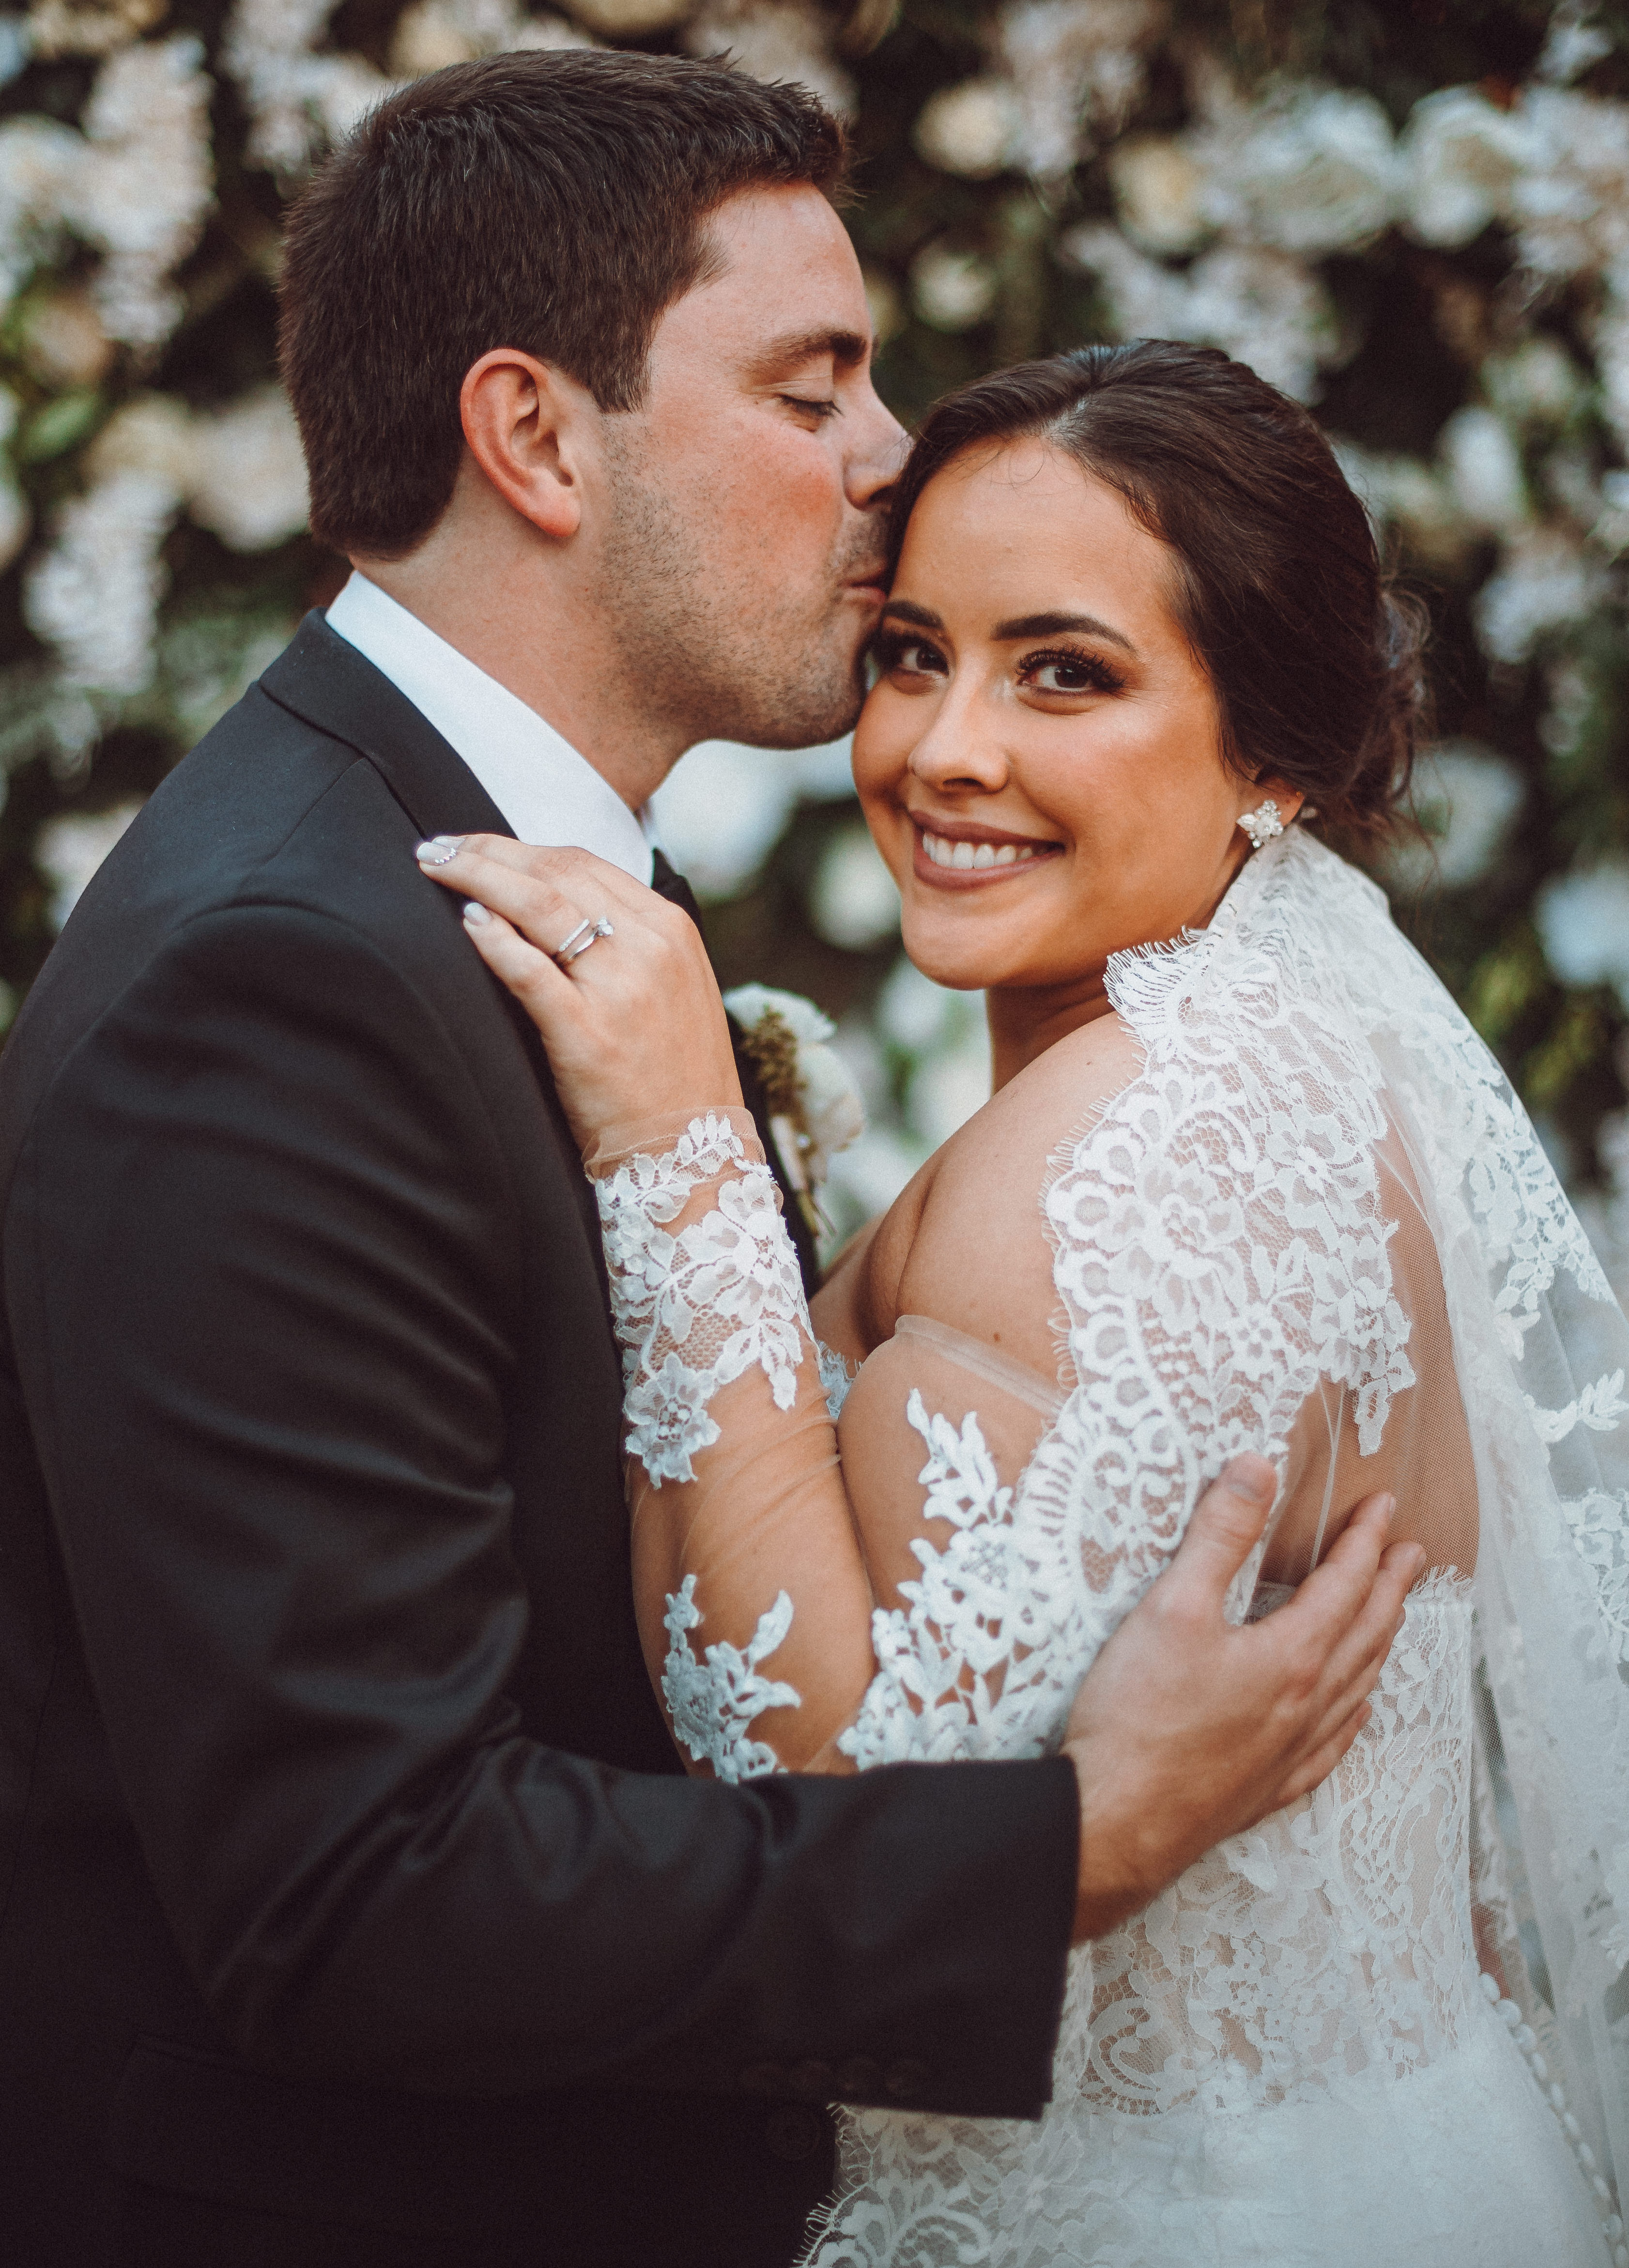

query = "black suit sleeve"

[5,900,1076,2115]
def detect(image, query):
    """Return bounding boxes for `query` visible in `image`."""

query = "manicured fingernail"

[462,901,491,927]
[1378,1493,1397,1525]
[416,836,464,866]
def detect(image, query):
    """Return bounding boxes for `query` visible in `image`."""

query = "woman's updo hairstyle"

[887,340,1427,841]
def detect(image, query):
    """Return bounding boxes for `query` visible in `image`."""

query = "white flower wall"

[0,0,1627,1275]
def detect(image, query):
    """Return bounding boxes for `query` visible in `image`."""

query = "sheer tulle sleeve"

[584,1111,1062,1783]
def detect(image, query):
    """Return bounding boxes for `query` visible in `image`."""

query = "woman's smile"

[911,812,1063,887]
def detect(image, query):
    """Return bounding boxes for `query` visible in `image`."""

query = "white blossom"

[1401,85,1533,248]
[68,35,215,347]
[25,468,176,695]
[1332,437,1471,565]
[390,0,595,70]
[1063,224,1337,401]
[392,0,594,70]
[995,0,1159,181]
[1536,860,1629,1007]
[568,0,689,29]
[910,241,997,332]
[684,0,852,117]
[1110,133,1206,254]
[1509,86,1629,282]
[20,285,113,388]
[225,0,391,177]
[187,385,309,552]
[0,38,215,349]
[1438,405,1529,531]
[0,116,82,303]
[809,820,899,950]
[1482,336,1583,428]
[1474,527,1603,664]
[35,796,143,929]
[1536,0,1614,88]
[913,77,1019,179]
[650,735,853,901]
[1593,467,1629,555]
[25,0,165,58]
[1192,86,1403,256]
[1389,741,1525,892]
[85,392,195,489]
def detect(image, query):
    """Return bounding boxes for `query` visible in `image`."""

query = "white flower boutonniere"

[723,984,866,1238]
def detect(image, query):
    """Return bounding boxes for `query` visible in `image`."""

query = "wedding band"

[553,915,615,966]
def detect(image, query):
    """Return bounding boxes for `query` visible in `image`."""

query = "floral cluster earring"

[1237,799,1284,852]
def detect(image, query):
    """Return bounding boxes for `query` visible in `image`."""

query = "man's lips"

[908,814,1063,887]
[843,563,889,602]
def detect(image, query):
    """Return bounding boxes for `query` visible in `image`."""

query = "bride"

[421,340,1627,2266]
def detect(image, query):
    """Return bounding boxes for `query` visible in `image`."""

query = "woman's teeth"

[921,830,1044,871]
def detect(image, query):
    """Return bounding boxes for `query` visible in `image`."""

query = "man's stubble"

[595,426,882,754]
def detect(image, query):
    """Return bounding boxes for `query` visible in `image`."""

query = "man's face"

[593,184,905,752]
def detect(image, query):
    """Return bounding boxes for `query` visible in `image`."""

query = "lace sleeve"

[585,1112,1061,1785]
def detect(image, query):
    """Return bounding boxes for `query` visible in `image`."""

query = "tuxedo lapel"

[260,611,514,846]
[261,614,821,1295]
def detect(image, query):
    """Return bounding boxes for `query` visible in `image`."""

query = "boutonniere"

[723,984,866,1238]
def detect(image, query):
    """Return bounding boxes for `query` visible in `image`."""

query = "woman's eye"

[1021,649,1123,696]
[876,634,948,679]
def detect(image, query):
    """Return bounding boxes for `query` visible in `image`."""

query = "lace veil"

[1099,829,1629,2211]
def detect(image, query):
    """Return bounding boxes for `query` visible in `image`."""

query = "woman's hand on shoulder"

[415,835,741,1155]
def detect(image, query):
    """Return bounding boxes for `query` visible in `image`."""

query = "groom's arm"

[5,896,1078,2120]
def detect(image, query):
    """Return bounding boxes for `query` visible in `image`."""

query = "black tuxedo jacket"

[0,616,1077,2266]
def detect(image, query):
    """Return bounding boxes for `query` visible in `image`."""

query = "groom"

[0,50,1421,2268]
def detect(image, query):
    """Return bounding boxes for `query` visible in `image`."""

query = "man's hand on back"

[1062,1458,1425,1943]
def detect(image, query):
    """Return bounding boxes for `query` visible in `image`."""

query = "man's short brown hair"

[279,51,847,559]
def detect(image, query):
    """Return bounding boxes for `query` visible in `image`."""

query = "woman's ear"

[459,349,594,542]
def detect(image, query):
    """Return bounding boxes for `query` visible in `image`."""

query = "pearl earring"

[1237,799,1284,852]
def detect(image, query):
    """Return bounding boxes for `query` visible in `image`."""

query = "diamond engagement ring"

[553,915,615,966]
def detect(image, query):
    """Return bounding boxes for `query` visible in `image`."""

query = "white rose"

[909,242,997,332]
[1402,86,1533,247]
[913,78,1019,179]
[1438,406,1528,532]
[1110,135,1207,256]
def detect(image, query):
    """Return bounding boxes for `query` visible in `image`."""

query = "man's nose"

[845,386,909,517]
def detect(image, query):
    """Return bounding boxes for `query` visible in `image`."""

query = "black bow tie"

[650,848,702,927]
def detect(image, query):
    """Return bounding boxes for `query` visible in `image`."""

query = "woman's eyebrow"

[880,599,944,629]
[993,609,1138,653]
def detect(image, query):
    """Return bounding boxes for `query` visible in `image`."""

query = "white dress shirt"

[326,571,657,883]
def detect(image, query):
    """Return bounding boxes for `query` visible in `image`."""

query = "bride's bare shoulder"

[841,1009,1143,1369]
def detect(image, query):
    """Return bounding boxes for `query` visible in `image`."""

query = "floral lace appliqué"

[661,1574,801,1784]
[597,1112,809,1485]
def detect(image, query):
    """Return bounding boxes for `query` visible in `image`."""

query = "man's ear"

[459,349,595,542]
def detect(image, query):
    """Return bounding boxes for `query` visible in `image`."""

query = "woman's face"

[853,441,1294,1006]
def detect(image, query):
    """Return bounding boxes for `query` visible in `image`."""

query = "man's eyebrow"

[745,326,871,380]
[992,609,1137,654]
[880,599,945,630]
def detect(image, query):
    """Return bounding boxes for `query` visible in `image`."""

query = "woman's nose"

[908,690,1012,795]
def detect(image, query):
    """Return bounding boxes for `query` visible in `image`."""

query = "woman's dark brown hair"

[280,51,845,561]
[887,341,1427,840]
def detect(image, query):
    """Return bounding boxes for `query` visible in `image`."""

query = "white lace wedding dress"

[584,830,1629,2267]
